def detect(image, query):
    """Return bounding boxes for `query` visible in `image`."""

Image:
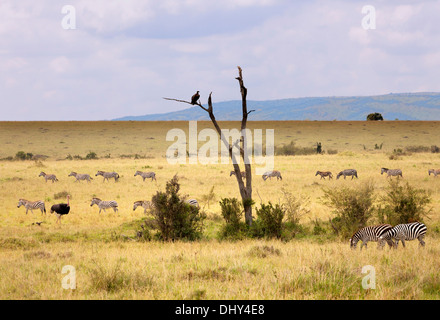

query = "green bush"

[322,180,376,238]
[275,141,316,156]
[151,175,206,241]
[251,202,285,239]
[378,180,431,225]
[15,151,33,160]
[218,197,247,240]
[85,151,98,160]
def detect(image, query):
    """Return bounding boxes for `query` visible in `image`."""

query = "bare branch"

[163,97,208,112]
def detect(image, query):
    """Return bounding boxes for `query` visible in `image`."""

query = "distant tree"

[367,113,383,121]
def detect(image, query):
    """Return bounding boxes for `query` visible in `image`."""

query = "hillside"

[114,92,440,121]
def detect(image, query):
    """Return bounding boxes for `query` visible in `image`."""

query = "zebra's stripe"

[134,171,156,181]
[379,222,427,248]
[350,224,393,250]
[17,199,46,215]
[90,198,118,213]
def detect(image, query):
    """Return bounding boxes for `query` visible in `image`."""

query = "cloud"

[0,0,439,120]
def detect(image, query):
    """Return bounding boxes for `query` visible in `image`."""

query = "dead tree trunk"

[164,66,254,225]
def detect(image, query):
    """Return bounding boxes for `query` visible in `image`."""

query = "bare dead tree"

[164,66,254,225]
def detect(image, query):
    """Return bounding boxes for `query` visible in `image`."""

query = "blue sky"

[1,0,440,120]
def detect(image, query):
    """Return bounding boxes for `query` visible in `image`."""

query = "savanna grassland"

[1,120,440,300]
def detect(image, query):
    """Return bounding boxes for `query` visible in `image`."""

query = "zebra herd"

[313,167,440,180]
[21,168,198,218]
[350,222,427,250]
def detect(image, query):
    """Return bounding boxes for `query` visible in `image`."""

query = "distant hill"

[113,92,440,121]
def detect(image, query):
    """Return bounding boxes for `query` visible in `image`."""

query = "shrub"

[275,141,316,156]
[378,180,432,225]
[150,175,206,241]
[431,145,440,153]
[366,113,383,121]
[321,180,376,238]
[251,202,285,239]
[85,151,98,160]
[405,145,430,153]
[15,151,33,160]
[218,197,247,240]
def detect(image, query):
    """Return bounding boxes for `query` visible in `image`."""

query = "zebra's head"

[68,172,76,177]
[134,171,142,176]
[95,171,103,176]
[17,199,26,208]
[349,237,358,249]
[39,172,45,177]
[90,198,101,206]
[428,169,434,175]
[315,171,320,176]
[381,168,388,175]
[133,201,142,210]
[336,172,342,179]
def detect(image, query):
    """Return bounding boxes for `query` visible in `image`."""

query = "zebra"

[68,172,93,183]
[90,198,118,213]
[262,170,282,181]
[378,221,427,249]
[185,199,200,208]
[315,171,333,180]
[230,170,246,179]
[38,171,58,183]
[349,224,393,250]
[428,169,440,177]
[95,170,119,182]
[336,169,358,180]
[17,199,46,215]
[134,171,156,182]
[381,168,403,179]
[133,200,154,213]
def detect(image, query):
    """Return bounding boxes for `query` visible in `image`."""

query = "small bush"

[54,191,70,200]
[275,141,316,156]
[321,180,376,238]
[218,197,247,240]
[151,175,206,241]
[378,180,432,225]
[431,145,440,153]
[15,151,33,160]
[85,151,98,160]
[251,202,285,239]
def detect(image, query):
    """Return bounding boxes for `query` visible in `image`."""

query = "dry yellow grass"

[1,121,440,300]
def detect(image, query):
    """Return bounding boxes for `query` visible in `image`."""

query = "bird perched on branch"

[50,195,70,224]
[191,91,200,105]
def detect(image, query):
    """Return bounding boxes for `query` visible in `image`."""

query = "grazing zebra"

[90,198,118,213]
[349,224,393,250]
[230,170,246,179]
[336,169,358,180]
[378,222,427,249]
[428,169,440,177]
[381,168,403,179]
[95,170,119,182]
[17,199,46,215]
[315,171,333,180]
[68,172,93,183]
[134,171,156,182]
[262,170,282,181]
[38,171,58,183]
[185,199,200,208]
[133,200,154,213]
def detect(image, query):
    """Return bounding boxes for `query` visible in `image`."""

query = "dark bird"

[31,221,44,226]
[50,195,70,224]
[191,91,200,105]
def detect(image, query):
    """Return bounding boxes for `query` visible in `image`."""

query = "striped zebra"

[17,199,46,215]
[68,172,93,183]
[349,224,393,250]
[381,168,403,179]
[95,170,119,182]
[133,200,154,213]
[262,170,282,181]
[230,170,246,179]
[134,171,156,182]
[185,199,200,208]
[378,221,427,249]
[39,171,58,183]
[90,198,118,213]
[315,171,333,180]
[336,169,358,180]
[428,169,440,177]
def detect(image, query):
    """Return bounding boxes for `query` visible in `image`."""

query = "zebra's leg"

[418,235,425,247]
[400,239,406,248]
[113,207,118,213]
[25,207,29,215]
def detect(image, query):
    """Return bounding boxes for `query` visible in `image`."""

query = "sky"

[1,0,440,120]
